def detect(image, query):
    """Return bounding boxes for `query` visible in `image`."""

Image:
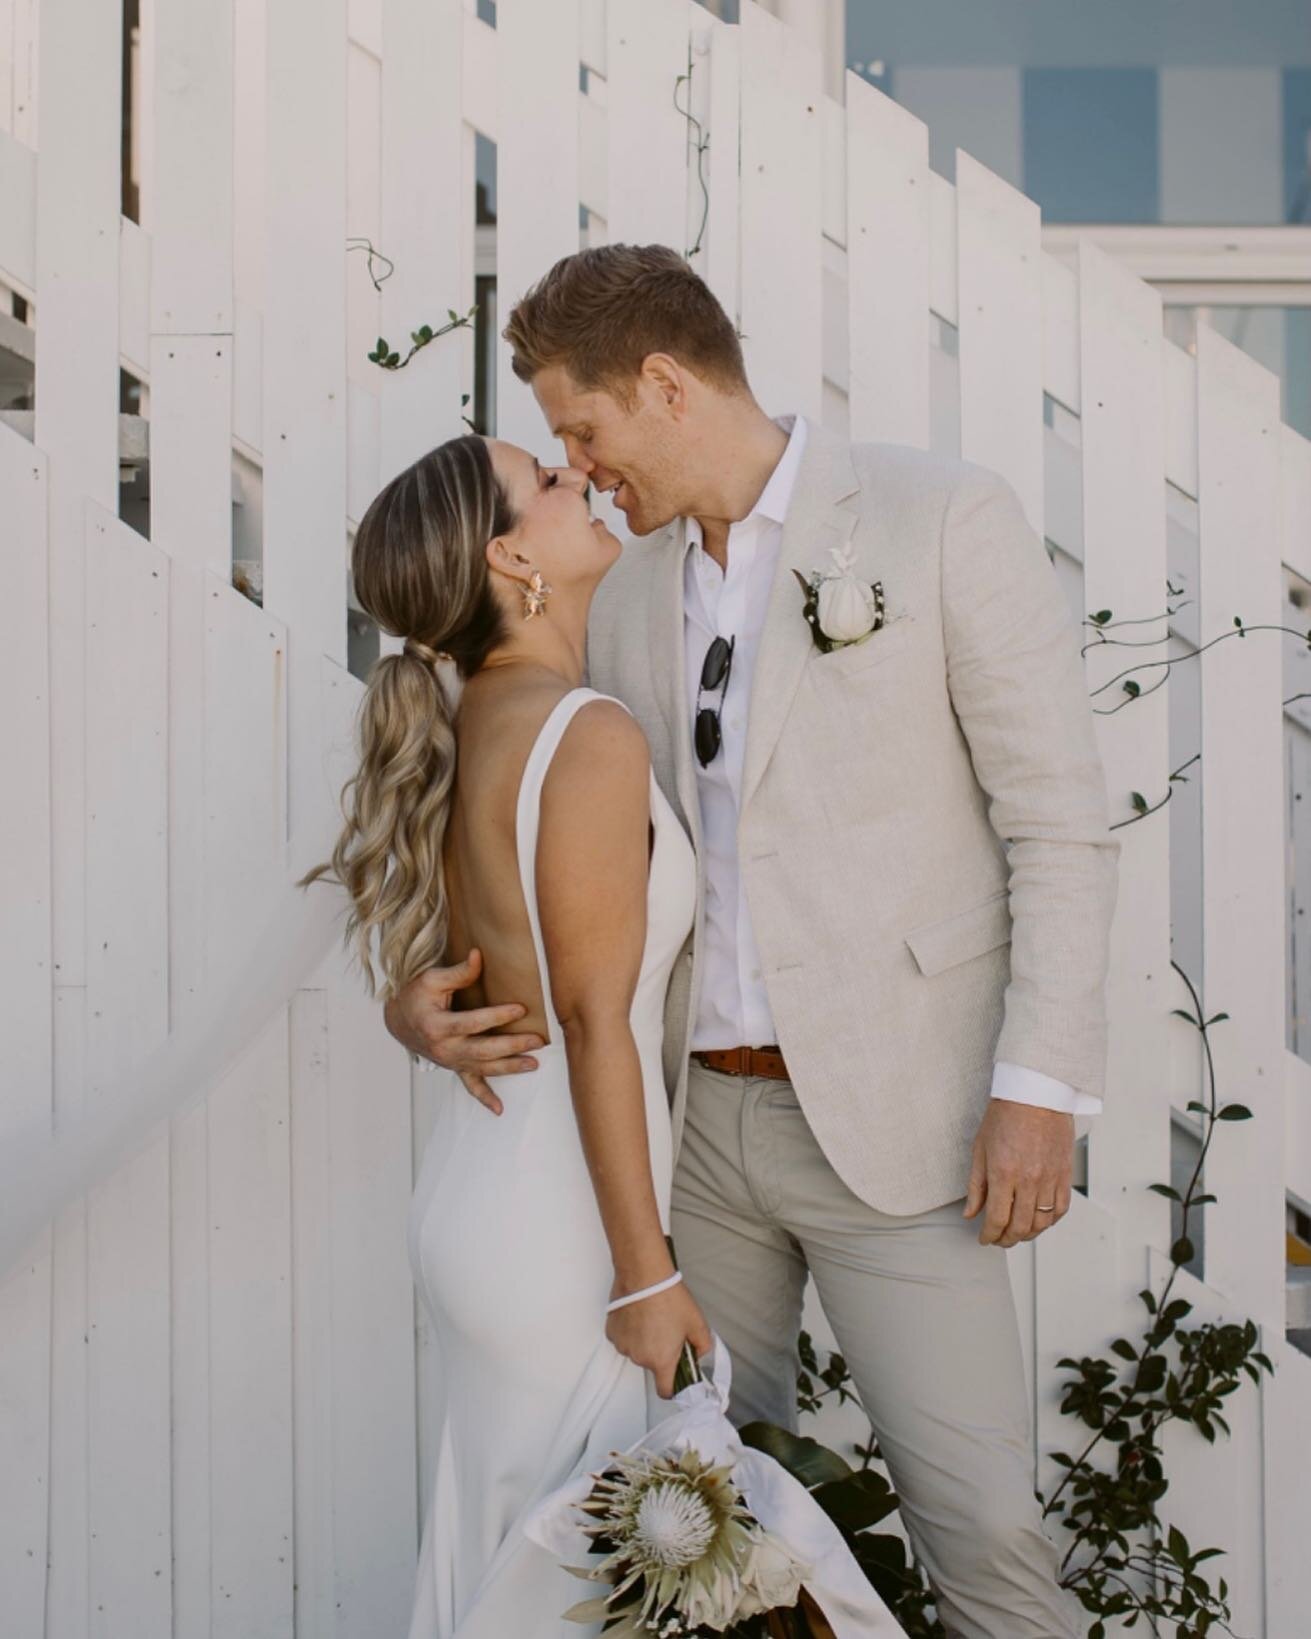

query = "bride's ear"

[486,534,532,586]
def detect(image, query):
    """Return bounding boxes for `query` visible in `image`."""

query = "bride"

[301,431,713,1636]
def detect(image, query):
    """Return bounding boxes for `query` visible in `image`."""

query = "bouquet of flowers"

[524,1337,906,1638]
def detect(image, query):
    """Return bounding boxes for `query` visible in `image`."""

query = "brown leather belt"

[692,1045,790,1080]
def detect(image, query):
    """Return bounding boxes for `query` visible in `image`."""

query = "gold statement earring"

[522,568,552,620]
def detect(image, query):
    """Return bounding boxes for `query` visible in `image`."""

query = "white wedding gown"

[405,688,697,1638]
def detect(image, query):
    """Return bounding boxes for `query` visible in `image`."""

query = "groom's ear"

[640,353,685,415]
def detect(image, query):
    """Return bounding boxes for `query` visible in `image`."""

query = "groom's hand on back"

[382,948,545,1116]
[962,1100,1074,1247]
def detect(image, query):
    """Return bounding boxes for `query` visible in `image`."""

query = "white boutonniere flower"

[792,542,885,654]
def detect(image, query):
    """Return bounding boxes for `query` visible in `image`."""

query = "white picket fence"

[1,0,1309,1634]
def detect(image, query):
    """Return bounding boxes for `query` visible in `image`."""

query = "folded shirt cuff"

[990,1059,1102,1116]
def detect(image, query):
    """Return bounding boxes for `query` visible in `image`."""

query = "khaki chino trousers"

[669,1061,1082,1639]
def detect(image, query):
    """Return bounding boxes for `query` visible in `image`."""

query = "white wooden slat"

[738,0,823,422]
[460,9,494,141]
[955,149,1044,525]
[604,0,690,254]
[233,0,266,321]
[1163,339,1199,501]
[495,0,581,453]
[0,126,35,292]
[820,94,844,250]
[844,73,930,449]
[693,5,739,330]
[208,1008,295,1637]
[194,574,293,1638]
[0,421,51,1637]
[84,502,172,1639]
[1149,1249,1265,1639]
[378,0,465,484]
[150,27,238,1614]
[1032,1192,1119,1490]
[347,378,380,529]
[1195,323,1287,1333]
[34,0,123,989]
[324,964,419,1632]
[927,170,956,328]
[263,0,349,846]
[119,216,151,379]
[1040,250,1080,417]
[0,0,15,133]
[1265,1338,1311,1633]
[346,35,381,401]
[1077,241,1173,1257]
[579,0,605,76]
[578,84,607,224]
[168,1088,211,1639]
[289,988,337,1638]
[1287,1049,1311,1221]
[347,0,381,58]
[1280,421,1311,584]
[151,0,233,332]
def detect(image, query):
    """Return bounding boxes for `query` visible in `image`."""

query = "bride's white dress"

[405,688,697,1638]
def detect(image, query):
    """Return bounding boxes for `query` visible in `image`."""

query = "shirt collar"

[682,413,808,556]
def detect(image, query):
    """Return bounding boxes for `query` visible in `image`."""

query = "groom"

[385,244,1118,1638]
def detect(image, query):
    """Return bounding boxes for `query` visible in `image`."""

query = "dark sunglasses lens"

[695,707,722,767]
[700,635,732,692]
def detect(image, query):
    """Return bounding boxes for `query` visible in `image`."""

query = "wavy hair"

[298,435,513,1000]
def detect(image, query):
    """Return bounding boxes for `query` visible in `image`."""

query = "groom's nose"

[554,466,590,493]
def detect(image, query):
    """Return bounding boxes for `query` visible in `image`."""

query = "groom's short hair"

[504,244,747,400]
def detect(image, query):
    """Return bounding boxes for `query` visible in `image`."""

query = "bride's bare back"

[443,669,572,1044]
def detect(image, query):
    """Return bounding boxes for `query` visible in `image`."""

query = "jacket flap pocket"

[904,889,1012,977]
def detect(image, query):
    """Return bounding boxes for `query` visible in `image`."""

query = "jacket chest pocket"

[810,614,917,681]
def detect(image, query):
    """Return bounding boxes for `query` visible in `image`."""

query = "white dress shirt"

[681,416,1101,1117]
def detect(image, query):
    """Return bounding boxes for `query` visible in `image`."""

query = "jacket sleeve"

[940,464,1120,1102]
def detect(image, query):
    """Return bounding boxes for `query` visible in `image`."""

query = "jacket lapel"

[645,517,701,849]
[740,427,861,815]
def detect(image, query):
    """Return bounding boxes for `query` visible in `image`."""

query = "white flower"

[734,1531,809,1618]
[815,541,878,644]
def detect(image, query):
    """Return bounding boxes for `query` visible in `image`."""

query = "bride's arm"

[536,700,711,1395]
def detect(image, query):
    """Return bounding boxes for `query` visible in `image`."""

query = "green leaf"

[375,336,388,353]
[1139,1288,1158,1313]
[738,1422,852,1487]
[1233,615,1244,631]
[1171,1008,1201,1027]
[1171,1236,1195,1265]
[1090,610,1112,626]
[1204,1012,1230,1026]
[1185,1100,1211,1116]
[1123,679,1141,697]
[811,1470,899,1532]
[1148,1183,1182,1201]
[1131,791,1148,813]
[1217,1103,1252,1121]
[1110,1339,1138,1362]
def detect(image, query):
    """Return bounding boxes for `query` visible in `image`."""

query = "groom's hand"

[962,1100,1074,1247]
[382,949,545,1116]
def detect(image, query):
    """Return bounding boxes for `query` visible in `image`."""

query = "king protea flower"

[562,1446,808,1635]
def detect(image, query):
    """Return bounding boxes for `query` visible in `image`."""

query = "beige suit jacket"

[587,420,1120,1215]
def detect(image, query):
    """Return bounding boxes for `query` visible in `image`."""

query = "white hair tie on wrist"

[605,1270,684,1313]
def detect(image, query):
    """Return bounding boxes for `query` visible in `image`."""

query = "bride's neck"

[482,599,589,687]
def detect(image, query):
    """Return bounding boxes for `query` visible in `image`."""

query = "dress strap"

[514,689,631,1043]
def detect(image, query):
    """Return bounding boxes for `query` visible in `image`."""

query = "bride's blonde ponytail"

[298,435,514,1000]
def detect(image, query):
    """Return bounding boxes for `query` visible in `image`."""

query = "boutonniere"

[792,542,885,654]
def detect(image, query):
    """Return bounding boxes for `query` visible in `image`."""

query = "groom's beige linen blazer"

[586,417,1120,1217]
